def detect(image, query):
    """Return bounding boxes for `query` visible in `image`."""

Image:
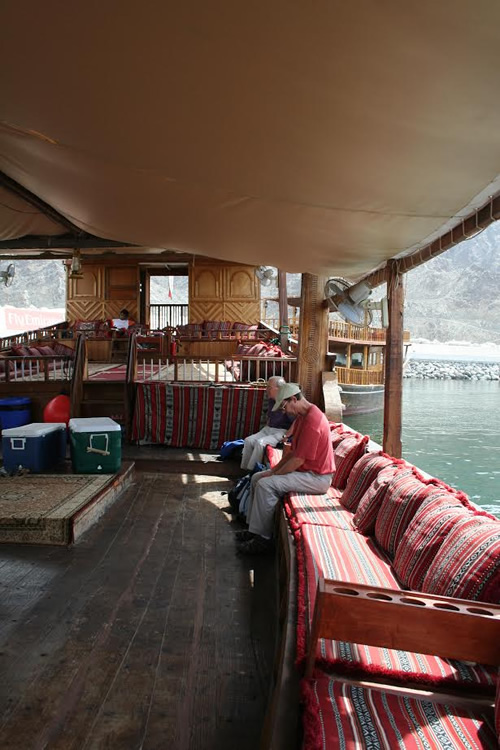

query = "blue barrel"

[0,397,32,430]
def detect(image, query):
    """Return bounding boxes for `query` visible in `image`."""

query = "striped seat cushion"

[374,473,464,559]
[421,515,500,603]
[301,676,498,750]
[353,465,406,535]
[393,497,470,590]
[285,487,354,531]
[340,452,397,512]
[331,434,369,490]
[300,524,497,691]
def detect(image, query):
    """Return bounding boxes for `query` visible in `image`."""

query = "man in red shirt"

[237,383,334,555]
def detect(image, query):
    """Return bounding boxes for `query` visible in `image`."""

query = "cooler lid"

[2,422,66,438]
[68,417,122,433]
[0,397,32,407]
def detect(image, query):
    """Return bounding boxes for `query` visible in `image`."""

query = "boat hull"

[340,383,384,416]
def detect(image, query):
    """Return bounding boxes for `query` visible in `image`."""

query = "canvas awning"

[1,1,500,278]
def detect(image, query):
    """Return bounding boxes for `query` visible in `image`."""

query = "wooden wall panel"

[66,262,139,323]
[189,261,260,323]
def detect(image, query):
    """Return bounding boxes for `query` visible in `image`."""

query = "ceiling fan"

[0,263,15,287]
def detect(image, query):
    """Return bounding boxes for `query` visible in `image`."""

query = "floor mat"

[0,474,114,544]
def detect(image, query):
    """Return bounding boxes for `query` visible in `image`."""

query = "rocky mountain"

[1,220,499,344]
[404,222,500,344]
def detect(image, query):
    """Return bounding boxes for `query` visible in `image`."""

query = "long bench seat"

[264,425,500,748]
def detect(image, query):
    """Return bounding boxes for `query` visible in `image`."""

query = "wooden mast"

[297,273,329,405]
[383,260,404,457]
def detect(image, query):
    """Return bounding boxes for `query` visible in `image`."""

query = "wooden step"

[80,400,126,422]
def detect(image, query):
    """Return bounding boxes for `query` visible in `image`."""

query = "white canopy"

[1,0,500,277]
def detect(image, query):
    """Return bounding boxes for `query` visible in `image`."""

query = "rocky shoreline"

[405,360,500,380]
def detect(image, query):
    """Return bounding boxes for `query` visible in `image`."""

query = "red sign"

[0,306,65,335]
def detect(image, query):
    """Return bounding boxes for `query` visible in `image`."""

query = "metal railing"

[149,304,189,329]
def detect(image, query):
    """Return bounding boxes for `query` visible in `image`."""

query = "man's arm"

[254,452,304,481]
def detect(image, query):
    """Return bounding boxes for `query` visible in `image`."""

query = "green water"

[345,379,500,518]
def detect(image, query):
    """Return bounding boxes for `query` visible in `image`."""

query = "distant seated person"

[110,309,135,333]
[240,376,294,471]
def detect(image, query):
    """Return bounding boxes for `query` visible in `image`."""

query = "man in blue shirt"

[240,376,294,471]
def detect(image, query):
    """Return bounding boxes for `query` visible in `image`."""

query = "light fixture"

[69,249,83,277]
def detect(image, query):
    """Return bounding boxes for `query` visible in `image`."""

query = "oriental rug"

[0,474,114,545]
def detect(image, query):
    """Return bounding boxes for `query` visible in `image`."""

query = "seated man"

[237,383,334,555]
[240,375,294,471]
[110,308,135,332]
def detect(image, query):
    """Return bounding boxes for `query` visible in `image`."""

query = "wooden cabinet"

[190,261,260,323]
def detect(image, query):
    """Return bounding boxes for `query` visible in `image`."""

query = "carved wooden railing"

[70,334,87,418]
[0,321,68,353]
[335,366,384,386]
[1,355,74,382]
[131,354,298,384]
[125,332,138,437]
[149,304,189,329]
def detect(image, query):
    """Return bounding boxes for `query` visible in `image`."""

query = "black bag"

[228,463,265,515]
[228,474,251,514]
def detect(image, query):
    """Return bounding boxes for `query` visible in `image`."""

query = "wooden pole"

[277,270,289,349]
[297,273,329,406]
[383,260,404,457]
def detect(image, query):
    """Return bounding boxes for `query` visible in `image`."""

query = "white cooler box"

[2,422,67,473]
[69,417,122,474]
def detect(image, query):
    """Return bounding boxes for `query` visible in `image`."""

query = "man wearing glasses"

[236,383,334,555]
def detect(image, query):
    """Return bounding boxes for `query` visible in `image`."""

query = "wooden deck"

[0,453,276,749]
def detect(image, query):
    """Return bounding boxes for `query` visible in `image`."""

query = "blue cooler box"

[69,417,122,474]
[2,422,67,473]
[0,396,32,430]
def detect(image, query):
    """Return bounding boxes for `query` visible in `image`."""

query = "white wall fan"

[255,265,276,287]
[324,277,388,327]
[0,263,15,287]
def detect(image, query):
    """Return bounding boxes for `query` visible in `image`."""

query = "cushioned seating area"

[264,423,500,708]
[177,320,259,339]
[225,341,292,381]
[301,676,498,750]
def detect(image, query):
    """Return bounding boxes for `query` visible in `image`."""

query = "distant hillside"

[1,220,499,344]
[404,222,500,344]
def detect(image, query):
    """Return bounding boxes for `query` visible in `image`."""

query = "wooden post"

[383,261,404,457]
[277,270,289,350]
[297,273,329,406]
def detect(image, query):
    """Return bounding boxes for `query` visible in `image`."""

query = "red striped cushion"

[265,445,282,467]
[421,516,500,603]
[352,465,405,535]
[301,676,498,750]
[393,497,469,590]
[331,434,369,490]
[340,452,396,512]
[285,487,354,531]
[374,473,458,559]
[300,524,496,691]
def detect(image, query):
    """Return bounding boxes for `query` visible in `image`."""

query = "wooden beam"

[0,234,136,250]
[383,260,404,457]
[297,273,329,405]
[361,193,500,289]
[277,270,289,349]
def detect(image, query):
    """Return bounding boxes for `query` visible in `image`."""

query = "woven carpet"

[0,474,114,545]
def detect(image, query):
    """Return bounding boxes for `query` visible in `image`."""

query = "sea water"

[344,379,500,518]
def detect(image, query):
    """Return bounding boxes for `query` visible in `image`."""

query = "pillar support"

[383,261,404,457]
[297,273,329,406]
[277,270,289,350]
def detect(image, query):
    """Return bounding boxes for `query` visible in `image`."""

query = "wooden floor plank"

[0,469,276,750]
